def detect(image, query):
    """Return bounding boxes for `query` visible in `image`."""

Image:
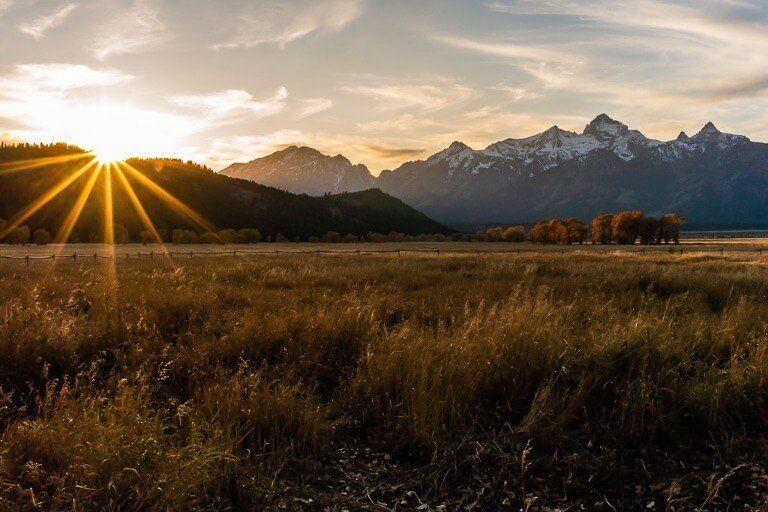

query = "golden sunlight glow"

[31,103,195,163]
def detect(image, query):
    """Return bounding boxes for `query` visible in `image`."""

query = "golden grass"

[1,253,768,509]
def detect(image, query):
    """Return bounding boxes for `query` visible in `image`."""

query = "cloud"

[341,81,474,112]
[691,73,768,101]
[485,1,768,48]
[0,64,133,102]
[212,0,362,50]
[434,35,571,64]
[493,84,543,102]
[363,145,424,160]
[94,0,169,60]
[357,113,441,132]
[173,87,288,120]
[19,3,77,40]
[298,98,333,118]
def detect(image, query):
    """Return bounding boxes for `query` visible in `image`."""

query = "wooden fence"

[1,245,767,265]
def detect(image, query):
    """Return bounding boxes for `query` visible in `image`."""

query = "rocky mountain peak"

[676,131,690,141]
[583,113,630,139]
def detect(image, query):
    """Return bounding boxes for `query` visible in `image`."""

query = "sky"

[0,0,767,173]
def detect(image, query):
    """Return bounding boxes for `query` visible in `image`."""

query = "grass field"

[2,252,768,510]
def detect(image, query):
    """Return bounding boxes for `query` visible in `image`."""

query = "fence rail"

[1,245,767,264]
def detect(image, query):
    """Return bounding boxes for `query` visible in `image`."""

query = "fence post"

[150,251,154,260]
[25,255,29,267]
[73,253,77,262]
[93,253,97,262]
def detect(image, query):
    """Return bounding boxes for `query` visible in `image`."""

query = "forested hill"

[0,144,451,241]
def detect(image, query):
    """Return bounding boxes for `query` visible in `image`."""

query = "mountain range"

[0,145,450,241]
[221,115,768,226]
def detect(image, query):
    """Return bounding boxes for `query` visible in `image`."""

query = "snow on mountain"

[653,122,750,161]
[403,115,750,183]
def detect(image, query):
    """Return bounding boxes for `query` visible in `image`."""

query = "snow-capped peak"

[431,141,473,161]
[583,114,629,138]
[691,122,749,147]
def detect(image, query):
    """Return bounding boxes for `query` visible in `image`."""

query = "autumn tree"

[200,232,222,244]
[529,221,554,244]
[612,211,643,245]
[112,224,129,245]
[8,226,30,245]
[486,227,504,242]
[502,226,526,243]
[33,229,51,246]
[659,214,685,244]
[0,218,5,242]
[139,231,154,245]
[217,229,237,244]
[591,214,614,244]
[638,216,659,245]
[322,231,341,243]
[236,228,261,244]
[564,218,588,245]
[172,229,184,245]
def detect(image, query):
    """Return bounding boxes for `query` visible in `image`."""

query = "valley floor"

[2,253,768,510]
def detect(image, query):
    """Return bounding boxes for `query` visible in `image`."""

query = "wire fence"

[1,245,768,265]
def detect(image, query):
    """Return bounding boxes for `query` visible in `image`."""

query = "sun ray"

[113,163,164,246]
[103,163,115,246]
[0,152,93,176]
[119,161,218,236]
[53,159,101,245]
[101,163,118,312]
[0,157,98,240]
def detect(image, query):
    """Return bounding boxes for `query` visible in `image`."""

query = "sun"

[31,102,195,164]
[93,144,130,164]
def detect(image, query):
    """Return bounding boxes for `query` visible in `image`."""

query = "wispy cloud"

[341,80,474,112]
[434,35,571,64]
[485,0,768,48]
[94,0,169,60]
[690,73,768,101]
[357,113,441,132]
[0,63,133,101]
[212,0,362,50]
[493,84,544,102]
[173,87,289,120]
[363,145,424,160]
[19,2,77,40]
[298,98,333,118]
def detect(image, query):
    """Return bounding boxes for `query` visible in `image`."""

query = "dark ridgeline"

[0,144,451,242]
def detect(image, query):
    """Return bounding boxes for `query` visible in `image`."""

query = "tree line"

[476,212,684,245]
[0,212,684,246]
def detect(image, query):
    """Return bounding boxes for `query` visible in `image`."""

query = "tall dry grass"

[1,253,768,509]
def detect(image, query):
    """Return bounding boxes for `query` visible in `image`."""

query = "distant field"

[3,239,768,259]
[2,253,768,510]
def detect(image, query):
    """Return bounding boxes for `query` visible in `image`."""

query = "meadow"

[2,252,768,510]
